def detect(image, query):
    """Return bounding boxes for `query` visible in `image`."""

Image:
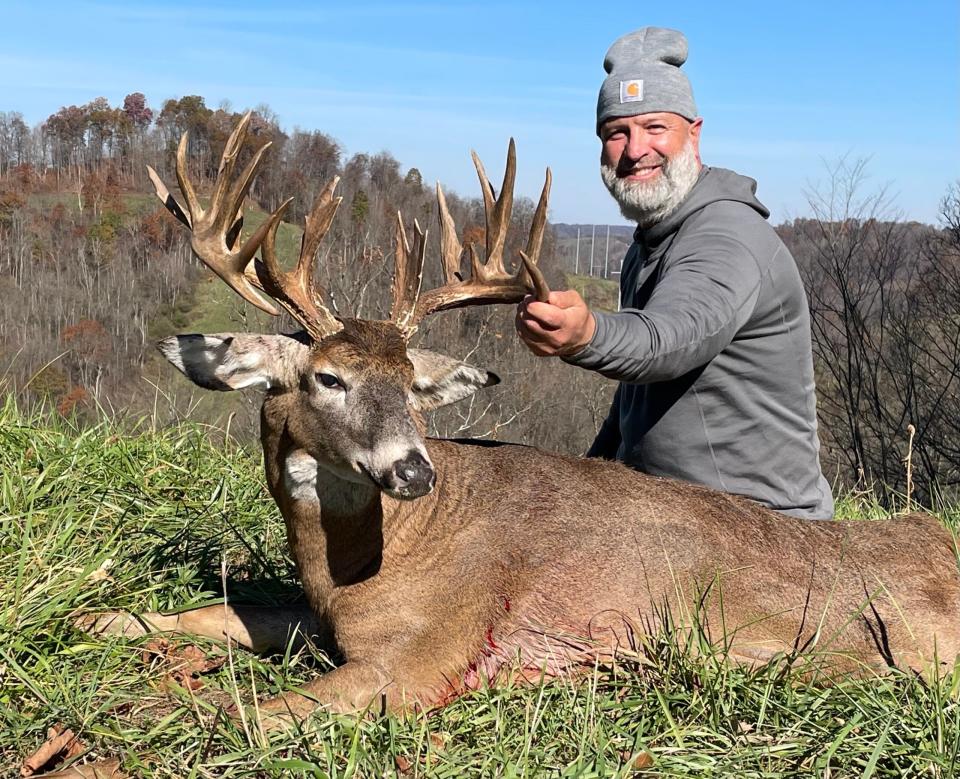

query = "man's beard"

[601,141,701,229]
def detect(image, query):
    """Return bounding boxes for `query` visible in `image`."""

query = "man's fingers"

[516,311,563,354]
[514,292,592,358]
[520,301,566,330]
[516,316,556,345]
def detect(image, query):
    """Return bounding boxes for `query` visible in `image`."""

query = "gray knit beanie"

[596,27,698,134]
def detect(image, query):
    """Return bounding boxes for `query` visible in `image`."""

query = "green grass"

[3,397,960,777]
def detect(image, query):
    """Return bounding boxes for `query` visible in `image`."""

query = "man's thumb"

[548,289,584,309]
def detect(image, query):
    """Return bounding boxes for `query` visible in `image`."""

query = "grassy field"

[3,398,960,777]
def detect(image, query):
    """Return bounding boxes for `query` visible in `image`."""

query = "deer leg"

[254,660,395,729]
[78,604,322,654]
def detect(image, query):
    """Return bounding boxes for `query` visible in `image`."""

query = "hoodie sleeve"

[564,228,762,384]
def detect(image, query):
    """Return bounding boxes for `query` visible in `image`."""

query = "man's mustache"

[616,154,668,177]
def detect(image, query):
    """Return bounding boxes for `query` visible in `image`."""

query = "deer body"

[100,113,960,725]
[240,327,960,716]
[261,415,960,715]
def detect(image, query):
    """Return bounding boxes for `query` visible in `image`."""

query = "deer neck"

[260,402,437,608]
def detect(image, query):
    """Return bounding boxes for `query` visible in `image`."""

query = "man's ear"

[407,348,500,412]
[158,333,309,391]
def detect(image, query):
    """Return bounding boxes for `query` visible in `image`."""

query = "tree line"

[0,94,603,459]
[0,95,958,507]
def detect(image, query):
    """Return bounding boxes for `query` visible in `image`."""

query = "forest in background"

[1,93,958,506]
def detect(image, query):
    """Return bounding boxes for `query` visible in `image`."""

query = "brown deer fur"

[90,319,960,725]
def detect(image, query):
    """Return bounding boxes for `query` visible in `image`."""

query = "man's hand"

[516,289,597,357]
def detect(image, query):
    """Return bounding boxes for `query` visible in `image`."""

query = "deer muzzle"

[382,450,435,499]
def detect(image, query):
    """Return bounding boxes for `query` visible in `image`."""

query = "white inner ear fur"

[229,350,272,390]
[158,333,308,392]
[407,348,499,411]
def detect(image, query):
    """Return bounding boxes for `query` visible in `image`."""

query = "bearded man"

[516,27,834,519]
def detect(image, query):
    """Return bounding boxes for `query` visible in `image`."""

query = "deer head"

[150,113,551,500]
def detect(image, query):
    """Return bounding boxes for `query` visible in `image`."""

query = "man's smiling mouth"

[621,164,663,180]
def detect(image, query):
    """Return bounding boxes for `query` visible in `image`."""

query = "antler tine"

[205,112,245,229]
[390,213,427,337]
[436,182,464,283]
[146,164,190,229]
[256,181,343,341]
[519,166,552,303]
[470,138,516,275]
[300,177,341,275]
[524,167,551,265]
[220,141,272,236]
[146,113,280,315]
[407,141,552,328]
[174,132,202,224]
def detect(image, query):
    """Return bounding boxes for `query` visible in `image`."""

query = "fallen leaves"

[620,749,655,772]
[21,728,129,778]
[32,758,126,778]
[21,725,84,777]
[141,638,225,692]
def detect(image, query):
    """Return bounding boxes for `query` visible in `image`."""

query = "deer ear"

[158,333,309,391]
[407,348,500,412]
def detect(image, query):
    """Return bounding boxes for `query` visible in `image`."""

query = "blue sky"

[1,0,957,226]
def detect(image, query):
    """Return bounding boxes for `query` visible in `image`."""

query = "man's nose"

[624,132,651,162]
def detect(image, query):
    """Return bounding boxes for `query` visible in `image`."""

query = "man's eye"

[316,372,344,389]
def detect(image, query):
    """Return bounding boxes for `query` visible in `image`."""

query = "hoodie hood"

[635,166,770,249]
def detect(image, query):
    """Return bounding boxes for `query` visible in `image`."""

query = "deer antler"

[147,112,343,340]
[146,112,279,315]
[151,115,549,343]
[390,213,427,334]
[390,139,552,339]
[258,179,344,341]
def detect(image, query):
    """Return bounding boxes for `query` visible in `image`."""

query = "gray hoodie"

[566,167,834,519]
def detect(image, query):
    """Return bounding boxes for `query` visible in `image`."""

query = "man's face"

[599,112,702,178]
[599,112,704,227]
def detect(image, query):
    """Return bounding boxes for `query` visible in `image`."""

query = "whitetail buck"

[89,114,960,726]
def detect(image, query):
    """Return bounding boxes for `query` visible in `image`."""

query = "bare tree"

[794,160,960,504]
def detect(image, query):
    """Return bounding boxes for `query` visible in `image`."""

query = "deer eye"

[316,372,344,390]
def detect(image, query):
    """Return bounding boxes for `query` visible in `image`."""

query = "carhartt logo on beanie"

[596,27,698,134]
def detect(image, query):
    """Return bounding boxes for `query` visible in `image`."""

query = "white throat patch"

[284,450,320,503]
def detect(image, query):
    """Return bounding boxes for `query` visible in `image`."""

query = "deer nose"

[391,451,435,498]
